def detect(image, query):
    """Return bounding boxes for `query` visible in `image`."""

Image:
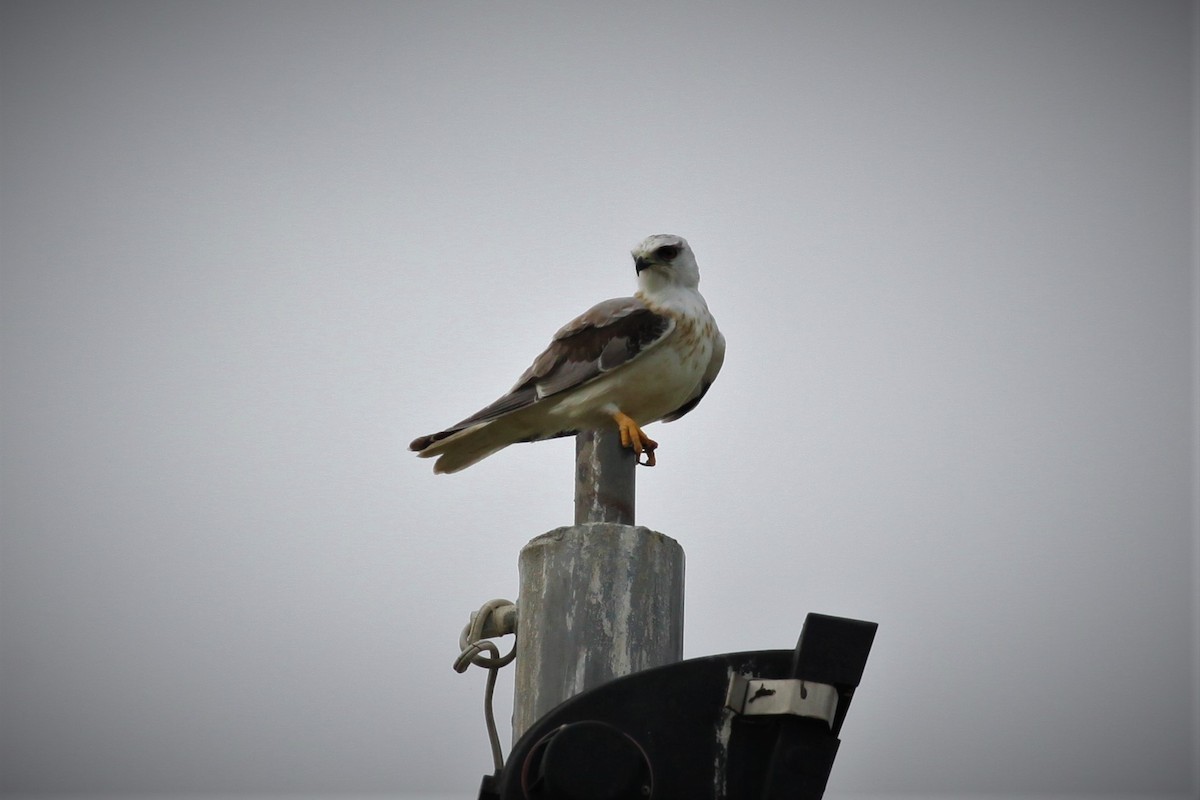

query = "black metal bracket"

[480,612,877,799]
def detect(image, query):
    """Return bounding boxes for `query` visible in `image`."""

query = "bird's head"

[632,234,700,293]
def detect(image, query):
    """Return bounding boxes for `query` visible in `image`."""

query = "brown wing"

[409,297,673,452]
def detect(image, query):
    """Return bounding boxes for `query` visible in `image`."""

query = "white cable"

[454,598,517,773]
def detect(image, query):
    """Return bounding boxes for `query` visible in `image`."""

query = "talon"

[612,411,659,467]
[639,441,657,467]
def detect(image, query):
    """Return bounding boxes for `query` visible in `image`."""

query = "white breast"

[548,292,719,427]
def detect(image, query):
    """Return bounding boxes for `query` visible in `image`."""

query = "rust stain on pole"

[574,428,636,525]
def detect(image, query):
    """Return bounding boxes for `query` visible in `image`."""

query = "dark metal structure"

[481,612,878,800]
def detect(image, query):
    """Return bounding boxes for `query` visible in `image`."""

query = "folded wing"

[409,297,674,453]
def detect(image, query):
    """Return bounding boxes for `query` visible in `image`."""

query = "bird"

[410,234,725,474]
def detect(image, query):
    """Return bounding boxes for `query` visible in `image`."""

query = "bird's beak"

[635,256,652,274]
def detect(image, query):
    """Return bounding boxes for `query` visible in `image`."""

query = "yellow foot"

[612,411,658,467]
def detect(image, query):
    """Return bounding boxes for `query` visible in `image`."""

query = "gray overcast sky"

[1,1,1196,797]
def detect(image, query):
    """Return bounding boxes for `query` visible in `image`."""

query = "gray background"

[1,1,1196,797]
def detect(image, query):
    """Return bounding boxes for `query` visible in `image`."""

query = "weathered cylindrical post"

[573,428,636,525]
[512,429,685,740]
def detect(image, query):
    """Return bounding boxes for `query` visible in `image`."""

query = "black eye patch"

[654,244,681,261]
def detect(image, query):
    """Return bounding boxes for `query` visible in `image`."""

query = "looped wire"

[455,598,517,773]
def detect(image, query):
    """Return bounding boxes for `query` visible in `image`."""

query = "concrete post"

[511,429,685,741]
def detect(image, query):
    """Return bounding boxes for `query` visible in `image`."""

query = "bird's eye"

[655,245,681,261]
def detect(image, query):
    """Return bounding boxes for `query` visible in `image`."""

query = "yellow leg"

[612,411,658,467]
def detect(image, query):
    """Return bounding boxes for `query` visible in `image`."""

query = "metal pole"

[574,428,636,525]
[512,429,685,741]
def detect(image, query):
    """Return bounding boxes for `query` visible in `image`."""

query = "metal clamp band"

[724,674,839,727]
